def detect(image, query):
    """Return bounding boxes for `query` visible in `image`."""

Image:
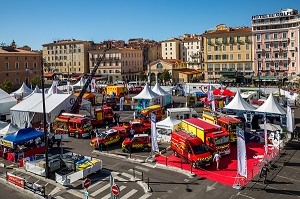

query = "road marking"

[120,115,133,121]
[237,192,256,199]
[56,196,64,199]
[68,189,89,198]
[91,183,110,197]
[121,189,138,199]
[206,182,217,192]
[135,165,150,172]
[102,186,126,199]
[114,175,128,183]
[128,169,143,176]
[139,193,152,199]
[49,187,61,196]
[276,175,300,183]
[88,176,109,190]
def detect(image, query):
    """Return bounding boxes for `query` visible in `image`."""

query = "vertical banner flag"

[67,81,70,94]
[91,79,96,93]
[142,100,146,109]
[237,127,247,178]
[119,97,124,111]
[151,113,159,152]
[52,81,58,94]
[287,101,293,133]
[264,112,268,155]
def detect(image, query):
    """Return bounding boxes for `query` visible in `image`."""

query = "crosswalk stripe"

[88,176,109,190]
[114,175,128,182]
[120,189,138,199]
[91,183,110,197]
[139,193,152,199]
[102,186,126,199]
[135,166,150,172]
[128,169,142,176]
[123,171,139,178]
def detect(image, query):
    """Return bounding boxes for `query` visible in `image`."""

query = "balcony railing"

[208,41,214,45]
[237,39,244,44]
[273,48,280,51]
[245,39,251,43]
[229,40,235,44]
[252,18,300,26]
[265,48,271,52]
[291,57,296,61]
[265,58,272,61]
[215,40,222,45]
[282,47,288,51]
[256,48,263,52]
[289,47,296,51]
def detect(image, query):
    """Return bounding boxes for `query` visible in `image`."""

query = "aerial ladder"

[70,42,111,113]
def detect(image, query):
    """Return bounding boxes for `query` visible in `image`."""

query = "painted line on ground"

[135,165,150,172]
[128,169,143,176]
[102,186,126,199]
[120,189,138,199]
[237,192,256,199]
[138,193,152,199]
[276,174,300,183]
[91,183,110,197]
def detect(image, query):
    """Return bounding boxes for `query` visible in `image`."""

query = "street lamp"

[41,58,49,178]
[257,62,261,99]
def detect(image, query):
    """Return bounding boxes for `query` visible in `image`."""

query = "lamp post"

[41,58,49,178]
[258,62,261,99]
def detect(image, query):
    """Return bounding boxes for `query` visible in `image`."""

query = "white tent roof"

[73,77,86,88]
[0,123,19,138]
[224,90,256,111]
[255,93,286,115]
[46,84,64,94]
[132,84,160,100]
[0,88,17,114]
[11,82,32,97]
[156,116,181,130]
[152,83,169,96]
[258,123,282,132]
[33,85,42,93]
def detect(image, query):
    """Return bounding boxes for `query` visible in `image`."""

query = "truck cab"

[92,106,114,126]
[206,131,230,155]
[135,105,164,123]
[171,130,213,168]
[55,113,92,139]
[90,127,127,149]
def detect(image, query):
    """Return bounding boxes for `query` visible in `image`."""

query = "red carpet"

[156,142,268,186]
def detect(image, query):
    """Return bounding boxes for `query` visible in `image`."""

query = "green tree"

[159,69,171,85]
[30,76,41,88]
[0,80,13,93]
[139,71,148,82]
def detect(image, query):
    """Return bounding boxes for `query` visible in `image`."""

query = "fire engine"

[122,134,151,152]
[90,127,127,149]
[91,106,114,126]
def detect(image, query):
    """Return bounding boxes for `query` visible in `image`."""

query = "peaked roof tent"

[224,90,256,111]
[132,84,160,100]
[11,82,32,97]
[152,83,169,96]
[255,93,286,115]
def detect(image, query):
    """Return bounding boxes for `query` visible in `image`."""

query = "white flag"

[67,81,70,94]
[287,101,293,132]
[119,97,124,111]
[151,113,159,152]
[91,79,96,93]
[237,127,247,178]
[263,112,268,155]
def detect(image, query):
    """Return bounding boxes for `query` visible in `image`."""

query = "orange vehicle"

[171,130,213,168]
[92,106,115,126]
[90,127,127,149]
[202,111,242,142]
[54,113,93,139]
[73,92,96,105]
[135,105,164,123]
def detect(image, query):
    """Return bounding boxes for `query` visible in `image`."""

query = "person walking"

[213,152,221,170]
[260,164,270,184]
[3,147,7,160]
[129,128,135,139]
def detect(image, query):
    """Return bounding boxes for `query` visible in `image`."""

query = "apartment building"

[89,47,143,83]
[180,35,203,70]
[42,39,96,79]
[252,8,300,82]
[203,24,253,84]
[161,39,181,60]
[0,41,41,88]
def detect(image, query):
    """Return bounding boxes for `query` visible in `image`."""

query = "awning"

[244,75,253,79]
[256,77,278,81]
[43,73,55,78]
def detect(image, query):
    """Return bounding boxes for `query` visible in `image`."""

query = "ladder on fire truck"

[70,42,112,113]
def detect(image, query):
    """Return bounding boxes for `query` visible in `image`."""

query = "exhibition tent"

[0,88,17,115]
[152,83,171,106]
[10,82,32,99]
[254,93,286,115]
[156,116,181,131]
[10,93,84,128]
[224,90,256,111]
[32,85,42,93]
[72,77,86,88]
[0,123,19,138]
[2,128,44,145]
[133,84,160,109]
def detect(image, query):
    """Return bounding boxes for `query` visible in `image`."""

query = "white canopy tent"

[10,93,91,128]
[0,123,19,138]
[32,85,42,93]
[224,90,256,112]
[72,77,86,88]
[46,83,64,94]
[152,83,171,106]
[10,82,32,99]
[0,88,17,117]
[132,84,160,109]
[156,116,181,131]
[254,93,286,115]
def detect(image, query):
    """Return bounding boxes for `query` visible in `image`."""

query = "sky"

[1,0,300,50]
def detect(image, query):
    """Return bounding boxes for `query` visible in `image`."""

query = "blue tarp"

[193,91,208,97]
[2,127,44,145]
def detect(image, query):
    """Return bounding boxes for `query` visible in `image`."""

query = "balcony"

[208,41,214,45]
[264,38,271,42]
[215,40,222,45]
[273,48,280,52]
[245,38,251,43]
[264,48,271,52]
[270,37,281,42]
[264,58,272,61]
[237,39,244,44]
[256,48,263,52]
[190,53,200,59]
[281,37,289,42]
[289,47,296,51]
[281,47,288,51]
[291,57,296,61]
[229,40,235,44]
[222,40,228,44]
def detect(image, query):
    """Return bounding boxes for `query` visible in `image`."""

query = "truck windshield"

[229,123,239,131]
[214,135,229,146]
[83,121,91,128]
[191,144,209,155]
[99,133,107,139]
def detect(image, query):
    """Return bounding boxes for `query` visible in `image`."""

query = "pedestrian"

[114,113,118,124]
[172,100,175,108]
[129,128,135,138]
[260,164,270,184]
[213,152,221,170]
[131,99,135,110]
[116,113,120,124]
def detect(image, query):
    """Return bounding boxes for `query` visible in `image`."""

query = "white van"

[166,107,198,120]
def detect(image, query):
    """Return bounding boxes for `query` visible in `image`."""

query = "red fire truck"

[92,106,115,126]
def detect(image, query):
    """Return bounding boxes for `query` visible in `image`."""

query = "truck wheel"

[174,151,178,157]
[192,162,197,169]
[75,132,80,139]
